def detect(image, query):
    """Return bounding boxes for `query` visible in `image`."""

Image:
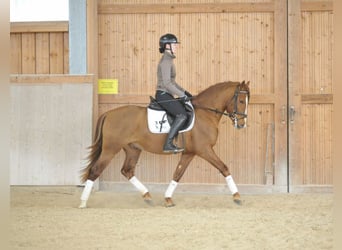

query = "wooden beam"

[98,3,275,14]
[10,21,69,33]
[273,0,288,187]
[87,0,99,161]
[98,94,275,105]
[288,0,304,186]
[301,94,333,104]
[301,1,333,12]
[250,94,276,104]
[10,74,94,84]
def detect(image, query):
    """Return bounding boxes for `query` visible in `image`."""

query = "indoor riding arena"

[10,0,333,249]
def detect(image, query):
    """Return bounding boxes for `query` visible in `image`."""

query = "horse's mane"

[195,81,240,100]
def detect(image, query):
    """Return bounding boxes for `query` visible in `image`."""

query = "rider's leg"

[155,91,188,153]
[163,113,187,153]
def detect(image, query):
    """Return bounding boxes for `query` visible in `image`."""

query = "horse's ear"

[242,80,245,84]
[247,81,250,86]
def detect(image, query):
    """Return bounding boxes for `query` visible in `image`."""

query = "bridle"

[226,86,249,124]
[193,84,249,125]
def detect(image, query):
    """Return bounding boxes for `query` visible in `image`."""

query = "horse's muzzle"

[236,124,246,129]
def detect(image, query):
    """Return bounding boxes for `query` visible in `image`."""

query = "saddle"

[147,96,195,134]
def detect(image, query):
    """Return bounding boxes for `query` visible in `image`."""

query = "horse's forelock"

[239,81,250,100]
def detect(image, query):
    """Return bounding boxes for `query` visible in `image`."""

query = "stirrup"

[163,144,184,153]
[163,148,184,153]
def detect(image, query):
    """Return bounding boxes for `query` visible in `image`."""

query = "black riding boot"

[163,114,187,153]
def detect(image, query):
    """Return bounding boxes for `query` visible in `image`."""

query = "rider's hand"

[184,90,193,98]
[180,95,190,103]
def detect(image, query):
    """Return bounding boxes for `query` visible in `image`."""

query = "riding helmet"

[159,33,180,53]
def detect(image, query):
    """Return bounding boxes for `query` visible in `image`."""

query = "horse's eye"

[239,100,244,104]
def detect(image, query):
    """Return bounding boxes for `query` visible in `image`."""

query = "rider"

[155,33,192,153]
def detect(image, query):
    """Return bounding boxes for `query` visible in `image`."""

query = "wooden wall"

[97,0,278,186]
[9,1,333,190]
[95,0,333,191]
[10,21,69,74]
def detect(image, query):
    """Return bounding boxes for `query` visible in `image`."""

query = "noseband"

[226,86,249,124]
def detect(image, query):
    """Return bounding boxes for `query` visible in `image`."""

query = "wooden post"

[273,0,288,190]
[288,0,303,189]
[87,0,99,189]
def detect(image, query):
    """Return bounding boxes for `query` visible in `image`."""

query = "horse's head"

[226,81,250,129]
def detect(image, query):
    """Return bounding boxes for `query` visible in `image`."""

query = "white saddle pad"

[147,102,195,134]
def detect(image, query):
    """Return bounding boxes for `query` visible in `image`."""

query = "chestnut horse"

[79,80,250,208]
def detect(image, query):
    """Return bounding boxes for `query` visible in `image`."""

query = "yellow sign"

[98,79,118,94]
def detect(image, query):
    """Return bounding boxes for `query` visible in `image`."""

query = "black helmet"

[159,33,179,53]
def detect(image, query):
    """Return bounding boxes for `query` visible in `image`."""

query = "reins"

[151,83,249,122]
[193,86,249,121]
[151,97,235,118]
[192,105,233,118]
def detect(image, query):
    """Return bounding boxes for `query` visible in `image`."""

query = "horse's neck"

[194,82,238,111]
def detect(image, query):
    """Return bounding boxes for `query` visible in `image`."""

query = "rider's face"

[171,43,178,54]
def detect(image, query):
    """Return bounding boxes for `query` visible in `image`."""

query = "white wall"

[10,0,68,21]
[10,83,93,185]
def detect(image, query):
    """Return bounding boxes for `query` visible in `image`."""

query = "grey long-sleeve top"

[156,52,185,97]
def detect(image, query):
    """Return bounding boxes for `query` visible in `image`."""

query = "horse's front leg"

[199,147,242,205]
[164,153,195,207]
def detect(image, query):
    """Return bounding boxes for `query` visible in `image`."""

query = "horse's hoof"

[79,200,87,209]
[233,192,242,206]
[164,197,175,207]
[143,192,152,200]
[143,192,154,206]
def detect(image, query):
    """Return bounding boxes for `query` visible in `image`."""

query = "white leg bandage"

[225,175,238,195]
[165,180,178,198]
[80,180,94,201]
[129,176,148,195]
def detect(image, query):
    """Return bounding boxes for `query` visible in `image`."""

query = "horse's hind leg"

[121,144,152,204]
[164,152,195,207]
[79,147,120,208]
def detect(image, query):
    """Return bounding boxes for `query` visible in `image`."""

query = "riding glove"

[184,90,193,98]
[180,95,190,103]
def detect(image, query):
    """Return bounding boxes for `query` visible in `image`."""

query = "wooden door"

[288,0,333,192]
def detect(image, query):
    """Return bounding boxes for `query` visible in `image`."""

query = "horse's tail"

[80,113,107,183]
